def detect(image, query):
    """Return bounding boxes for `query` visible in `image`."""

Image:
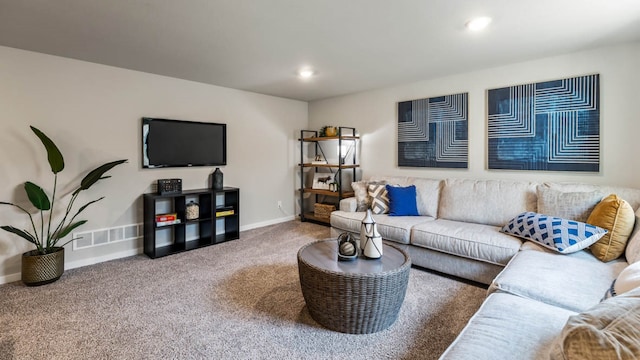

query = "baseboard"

[239,215,295,231]
[0,272,21,285]
[64,247,143,271]
[0,216,296,285]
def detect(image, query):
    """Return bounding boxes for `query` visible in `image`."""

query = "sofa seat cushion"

[330,210,434,245]
[411,219,522,266]
[489,247,628,312]
[439,292,575,360]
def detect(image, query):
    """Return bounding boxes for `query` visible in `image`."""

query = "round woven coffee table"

[297,239,411,334]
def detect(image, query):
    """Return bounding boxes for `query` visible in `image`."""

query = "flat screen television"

[142,117,227,168]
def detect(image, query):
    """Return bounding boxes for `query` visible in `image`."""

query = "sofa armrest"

[339,197,358,212]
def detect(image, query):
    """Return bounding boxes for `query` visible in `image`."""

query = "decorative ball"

[340,241,356,256]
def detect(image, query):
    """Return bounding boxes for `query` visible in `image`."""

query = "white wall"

[309,42,640,188]
[0,46,307,282]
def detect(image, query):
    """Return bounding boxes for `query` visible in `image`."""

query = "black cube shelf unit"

[143,187,240,259]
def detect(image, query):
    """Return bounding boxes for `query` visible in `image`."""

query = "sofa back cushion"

[439,178,537,226]
[536,185,603,222]
[542,182,640,212]
[368,175,441,218]
[410,178,442,217]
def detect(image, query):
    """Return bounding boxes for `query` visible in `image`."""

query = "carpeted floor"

[0,221,487,360]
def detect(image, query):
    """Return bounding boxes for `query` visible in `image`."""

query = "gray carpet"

[0,221,486,360]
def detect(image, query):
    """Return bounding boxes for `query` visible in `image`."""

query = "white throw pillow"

[603,261,640,300]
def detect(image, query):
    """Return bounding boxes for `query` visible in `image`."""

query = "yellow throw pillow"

[587,194,635,262]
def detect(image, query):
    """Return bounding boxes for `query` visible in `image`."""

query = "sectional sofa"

[330,176,640,359]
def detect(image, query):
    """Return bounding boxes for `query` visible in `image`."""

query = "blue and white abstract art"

[488,74,600,172]
[397,93,468,168]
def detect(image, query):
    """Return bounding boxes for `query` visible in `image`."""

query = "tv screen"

[142,117,227,168]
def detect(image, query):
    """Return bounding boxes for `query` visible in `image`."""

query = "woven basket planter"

[21,247,64,286]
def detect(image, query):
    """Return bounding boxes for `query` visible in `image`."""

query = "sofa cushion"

[626,208,640,264]
[587,194,635,262]
[542,182,640,212]
[351,180,386,211]
[489,248,628,312]
[368,176,441,217]
[368,183,390,214]
[410,178,442,218]
[438,178,537,226]
[440,292,575,360]
[604,261,640,299]
[536,185,603,222]
[411,219,522,266]
[330,210,434,245]
[501,212,607,254]
[386,185,419,216]
[550,287,640,360]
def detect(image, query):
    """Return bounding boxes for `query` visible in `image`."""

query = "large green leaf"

[30,126,64,174]
[79,159,127,190]
[54,220,87,241]
[75,197,104,215]
[24,181,50,210]
[0,226,37,245]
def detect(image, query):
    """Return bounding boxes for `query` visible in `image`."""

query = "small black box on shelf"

[157,179,182,195]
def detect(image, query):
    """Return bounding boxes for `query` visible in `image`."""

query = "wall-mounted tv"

[142,117,227,168]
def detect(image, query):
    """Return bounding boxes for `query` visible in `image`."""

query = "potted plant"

[1,126,127,286]
[319,126,338,137]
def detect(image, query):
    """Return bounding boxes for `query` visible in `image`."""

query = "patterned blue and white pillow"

[501,212,608,254]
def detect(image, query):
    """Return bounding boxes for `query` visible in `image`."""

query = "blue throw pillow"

[385,185,419,216]
[501,212,608,254]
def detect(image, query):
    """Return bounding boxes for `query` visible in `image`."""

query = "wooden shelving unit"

[298,127,359,225]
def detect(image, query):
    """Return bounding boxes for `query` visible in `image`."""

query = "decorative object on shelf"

[311,154,327,165]
[212,167,224,190]
[0,126,127,286]
[328,182,338,192]
[215,208,235,217]
[157,178,182,195]
[363,220,383,259]
[319,125,338,137]
[337,232,358,261]
[186,201,200,220]
[488,74,599,172]
[314,203,336,219]
[398,92,468,169]
[312,172,336,190]
[155,213,180,226]
[360,209,375,253]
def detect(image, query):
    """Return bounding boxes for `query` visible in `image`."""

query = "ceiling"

[1,1,639,102]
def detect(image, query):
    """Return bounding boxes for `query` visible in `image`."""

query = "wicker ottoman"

[297,239,411,334]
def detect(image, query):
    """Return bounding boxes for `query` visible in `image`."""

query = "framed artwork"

[397,93,468,168]
[312,172,336,190]
[487,74,600,172]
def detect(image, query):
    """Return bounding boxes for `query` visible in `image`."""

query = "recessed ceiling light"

[297,68,315,79]
[466,17,492,31]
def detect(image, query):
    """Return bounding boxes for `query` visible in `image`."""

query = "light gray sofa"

[330,176,640,359]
